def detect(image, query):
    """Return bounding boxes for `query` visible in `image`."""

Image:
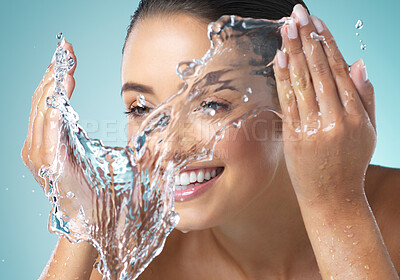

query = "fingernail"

[359,59,368,82]
[60,38,66,47]
[287,20,298,39]
[277,50,287,69]
[310,15,324,33]
[293,4,309,26]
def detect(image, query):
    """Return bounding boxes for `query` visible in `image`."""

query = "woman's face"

[121,14,283,232]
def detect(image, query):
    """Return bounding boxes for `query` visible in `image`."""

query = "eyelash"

[124,105,153,118]
[124,100,230,118]
[198,100,230,112]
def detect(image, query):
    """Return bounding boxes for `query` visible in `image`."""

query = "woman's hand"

[20,39,95,227]
[273,5,377,203]
[21,39,77,188]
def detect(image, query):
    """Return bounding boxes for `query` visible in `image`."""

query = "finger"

[64,74,75,99]
[30,111,44,163]
[284,19,320,125]
[273,50,301,130]
[61,39,77,99]
[293,7,343,119]
[26,63,55,152]
[292,4,343,123]
[41,108,60,165]
[61,38,77,76]
[350,59,376,130]
[316,17,367,117]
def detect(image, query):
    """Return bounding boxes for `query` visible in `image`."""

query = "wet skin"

[22,5,400,280]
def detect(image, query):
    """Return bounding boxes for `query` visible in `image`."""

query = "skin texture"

[22,5,400,280]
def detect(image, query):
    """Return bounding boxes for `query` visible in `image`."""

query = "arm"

[273,4,399,279]
[297,186,398,279]
[39,236,98,280]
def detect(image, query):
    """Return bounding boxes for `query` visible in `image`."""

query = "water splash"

[56,32,63,40]
[310,31,325,42]
[138,94,146,107]
[355,19,364,30]
[361,43,367,51]
[30,15,287,279]
[354,20,366,51]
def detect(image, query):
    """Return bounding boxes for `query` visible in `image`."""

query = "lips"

[174,167,224,201]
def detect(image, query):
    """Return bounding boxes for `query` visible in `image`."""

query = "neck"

[210,156,316,278]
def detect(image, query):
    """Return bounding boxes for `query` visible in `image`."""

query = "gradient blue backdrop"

[1,0,399,278]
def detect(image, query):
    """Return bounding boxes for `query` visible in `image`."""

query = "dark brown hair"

[122,0,309,53]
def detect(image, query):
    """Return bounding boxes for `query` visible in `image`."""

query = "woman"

[22,0,400,279]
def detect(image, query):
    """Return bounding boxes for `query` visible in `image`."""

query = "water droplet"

[22,175,25,178]
[355,20,364,30]
[56,32,63,40]
[39,213,42,216]
[356,32,359,36]
[32,189,35,193]
[310,32,325,42]
[232,122,241,128]
[138,94,146,107]
[5,188,8,191]
[1,259,5,263]
[217,122,221,126]
[364,265,370,270]
[353,241,359,245]
[242,95,249,102]
[205,108,216,116]
[246,88,253,94]
[67,192,75,199]
[346,225,353,229]
[345,198,352,202]
[347,233,354,238]
[361,43,367,51]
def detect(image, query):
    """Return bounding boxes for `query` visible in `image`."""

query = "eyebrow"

[121,81,187,97]
[121,82,154,96]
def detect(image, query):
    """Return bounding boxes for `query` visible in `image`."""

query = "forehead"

[121,14,211,101]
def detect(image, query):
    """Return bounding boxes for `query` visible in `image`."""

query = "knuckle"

[21,144,29,162]
[275,69,290,82]
[310,62,331,76]
[364,81,375,95]
[288,44,304,56]
[295,75,312,92]
[331,60,349,77]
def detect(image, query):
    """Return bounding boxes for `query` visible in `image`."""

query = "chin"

[173,205,220,233]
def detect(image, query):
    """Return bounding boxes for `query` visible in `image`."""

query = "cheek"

[126,120,142,144]
[213,113,282,167]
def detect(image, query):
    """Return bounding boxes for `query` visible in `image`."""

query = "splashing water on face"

[31,15,290,279]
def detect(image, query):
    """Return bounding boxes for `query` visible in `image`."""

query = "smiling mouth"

[175,167,224,191]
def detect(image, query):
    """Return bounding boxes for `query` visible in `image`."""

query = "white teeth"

[197,170,204,183]
[211,170,216,178]
[180,172,190,186]
[204,171,211,180]
[189,171,197,183]
[175,168,222,187]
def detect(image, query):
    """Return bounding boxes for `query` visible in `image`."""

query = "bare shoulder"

[364,164,400,271]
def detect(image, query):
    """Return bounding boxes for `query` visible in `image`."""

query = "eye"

[125,105,153,118]
[198,100,230,113]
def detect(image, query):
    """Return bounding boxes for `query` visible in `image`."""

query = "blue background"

[0,0,399,278]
